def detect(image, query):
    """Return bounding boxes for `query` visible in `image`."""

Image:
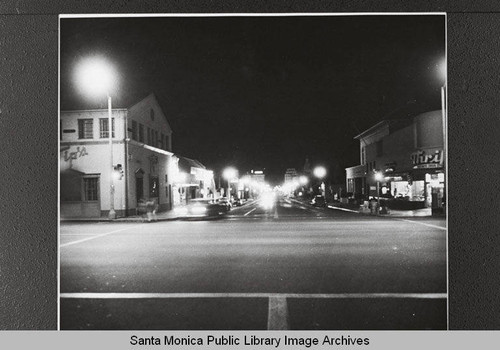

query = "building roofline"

[354,120,390,140]
[60,108,128,114]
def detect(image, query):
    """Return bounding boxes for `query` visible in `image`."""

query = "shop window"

[131,120,138,141]
[99,118,115,138]
[78,119,93,139]
[83,177,99,201]
[139,124,144,143]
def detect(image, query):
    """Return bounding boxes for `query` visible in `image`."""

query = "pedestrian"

[146,199,157,222]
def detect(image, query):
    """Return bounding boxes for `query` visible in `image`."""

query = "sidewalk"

[61,210,180,223]
[328,202,445,218]
[292,197,444,218]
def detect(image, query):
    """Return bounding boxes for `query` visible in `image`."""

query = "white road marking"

[267,296,289,330]
[60,292,447,299]
[60,225,143,248]
[398,219,446,231]
[243,208,257,216]
[327,205,359,213]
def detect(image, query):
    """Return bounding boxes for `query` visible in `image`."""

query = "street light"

[313,166,327,179]
[313,166,327,197]
[223,167,237,199]
[374,171,384,215]
[75,56,118,219]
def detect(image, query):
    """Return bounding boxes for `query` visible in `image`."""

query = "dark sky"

[60,15,445,185]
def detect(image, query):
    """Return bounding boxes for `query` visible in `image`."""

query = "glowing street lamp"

[299,175,309,185]
[74,56,118,219]
[223,167,237,199]
[313,166,327,179]
[374,171,384,215]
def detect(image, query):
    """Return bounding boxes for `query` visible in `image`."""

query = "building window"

[83,177,99,201]
[147,127,151,145]
[99,118,115,138]
[154,130,159,148]
[376,140,383,156]
[131,120,138,141]
[150,108,155,121]
[361,146,366,165]
[78,119,93,139]
[165,135,170,151]
[139,124,144,143]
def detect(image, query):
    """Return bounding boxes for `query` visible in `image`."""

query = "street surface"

[60,197,447,330]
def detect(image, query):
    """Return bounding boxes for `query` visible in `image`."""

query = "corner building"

[60,93,176,218]
[345,110,445,213]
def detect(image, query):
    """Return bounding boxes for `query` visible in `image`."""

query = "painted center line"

[60,292,447,299]
[60,224,143,248]
[244,208,257,216]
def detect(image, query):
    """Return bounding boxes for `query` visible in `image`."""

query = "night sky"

[60,15,445,185]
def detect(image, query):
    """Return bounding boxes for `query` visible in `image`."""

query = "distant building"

[249,169,266,184]
[345,110,445,213]
[60,93,175,218]
[284,168,298,184]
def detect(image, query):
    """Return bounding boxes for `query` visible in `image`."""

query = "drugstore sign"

[63,146,88,165]
[411,149,443,169]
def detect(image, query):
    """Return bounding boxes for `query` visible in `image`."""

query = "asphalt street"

[60,197,447,330]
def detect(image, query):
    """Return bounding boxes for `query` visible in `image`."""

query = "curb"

[61,216,180,223]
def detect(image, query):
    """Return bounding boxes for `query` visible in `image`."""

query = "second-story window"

[99,118,115,138]
[139,124,144,143]
[361,146,366,165]
[78,119,93,139]
[165,134,170,151]
[131,120,137,141]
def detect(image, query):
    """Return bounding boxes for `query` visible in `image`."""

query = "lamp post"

[107,94,116,219]
[75,56,117,219]
[223,167,237,200]
[374,171,384,216]
[313,166,327,197]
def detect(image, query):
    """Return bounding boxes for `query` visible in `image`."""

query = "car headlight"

[191,206,207,214]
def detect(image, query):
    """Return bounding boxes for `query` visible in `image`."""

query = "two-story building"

[345,110,445,212]
[60,93,176,218]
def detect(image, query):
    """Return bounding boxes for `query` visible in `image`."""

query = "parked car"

[311,195,327,207]
[216,197,232,211]
[232,198,245,206]
[174,198,227,219]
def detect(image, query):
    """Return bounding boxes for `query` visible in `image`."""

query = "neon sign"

[411,149,443,169]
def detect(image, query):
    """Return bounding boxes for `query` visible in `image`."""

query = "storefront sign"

[411,149,443,169]
[63,146,88,166]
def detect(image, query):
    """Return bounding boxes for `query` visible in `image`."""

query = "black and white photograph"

[59,13,447,330]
